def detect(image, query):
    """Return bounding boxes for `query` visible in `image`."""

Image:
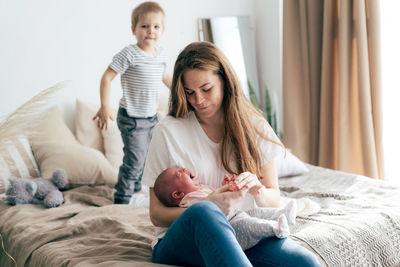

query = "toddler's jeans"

[114,107,159,204]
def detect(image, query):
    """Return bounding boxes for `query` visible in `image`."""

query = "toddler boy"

[93,2,171,204]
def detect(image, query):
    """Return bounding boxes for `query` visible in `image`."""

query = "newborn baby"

[154,167,297,250]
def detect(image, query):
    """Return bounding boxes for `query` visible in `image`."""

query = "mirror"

[198,16,260,103]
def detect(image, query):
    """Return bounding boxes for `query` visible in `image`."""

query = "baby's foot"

[284,200,297,225]
[273,214,290,238]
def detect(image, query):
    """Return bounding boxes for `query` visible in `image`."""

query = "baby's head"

[154,167,200,207]
[131,2,165,41]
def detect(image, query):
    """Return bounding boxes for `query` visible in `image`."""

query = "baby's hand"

[222,174,239,192]
[206,184,248,216]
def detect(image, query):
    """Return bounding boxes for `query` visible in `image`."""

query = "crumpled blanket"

[280,165,400,267]
[0,185,172,267]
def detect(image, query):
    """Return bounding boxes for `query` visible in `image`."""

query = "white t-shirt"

[141,111,284,247]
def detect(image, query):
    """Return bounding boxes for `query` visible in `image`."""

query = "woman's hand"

[205,184,249,216]
[234,172,264,196]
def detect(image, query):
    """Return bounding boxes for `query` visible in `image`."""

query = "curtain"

[282,0,383,179]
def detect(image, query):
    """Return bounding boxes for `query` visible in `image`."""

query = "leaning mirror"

[198,16,260,104]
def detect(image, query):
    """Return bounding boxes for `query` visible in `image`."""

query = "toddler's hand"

[93,106,114,130]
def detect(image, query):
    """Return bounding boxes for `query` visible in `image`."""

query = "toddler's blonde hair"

[131,1,165,28]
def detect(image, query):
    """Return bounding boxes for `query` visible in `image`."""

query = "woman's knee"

[175,201,234,241]
[246,237,321,267]
[185,201,223,219]
[182,201,230,226]
[279,239,321,267]
[290,248,321,267]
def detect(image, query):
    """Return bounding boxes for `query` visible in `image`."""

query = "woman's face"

[183,69,224,120]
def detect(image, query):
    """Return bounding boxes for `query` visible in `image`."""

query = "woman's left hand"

[205,184,249,216]
[234,172,264,196]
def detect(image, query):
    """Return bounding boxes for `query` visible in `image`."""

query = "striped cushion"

[0,136,40,194]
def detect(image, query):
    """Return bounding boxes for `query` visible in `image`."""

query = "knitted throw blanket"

[279,165,400,267]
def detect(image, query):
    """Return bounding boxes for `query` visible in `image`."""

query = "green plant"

[248,80,261,110]
[248,81,281,138]
[265,87,280,138]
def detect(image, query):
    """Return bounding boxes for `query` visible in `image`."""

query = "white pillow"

[158,88,170,119]
[29,106,118,188]
[276,150,309,178]
[30,106,78,146]
[0,135,40,194]
[75,99,106,152]
[32,141,118,189]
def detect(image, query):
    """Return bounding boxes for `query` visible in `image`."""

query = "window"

[380,1,400,184]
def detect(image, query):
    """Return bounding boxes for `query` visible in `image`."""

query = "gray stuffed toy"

[6,168,68,208]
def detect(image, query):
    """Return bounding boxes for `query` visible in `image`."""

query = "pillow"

[102,120,123,169]
[75,99,105,153]
[32,141,118,189]
[30,106,78,145]
[276,150,309,178]
[76,92,169,169]
[157,88,170,119]
[75,99,121,167]
[0,136,40,194]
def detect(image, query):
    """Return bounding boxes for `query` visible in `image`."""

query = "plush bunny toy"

[6,168,68,208]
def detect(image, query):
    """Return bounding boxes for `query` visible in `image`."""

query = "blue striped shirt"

[109,44,167,117]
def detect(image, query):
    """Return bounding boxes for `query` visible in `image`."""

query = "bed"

[1,89,400,267]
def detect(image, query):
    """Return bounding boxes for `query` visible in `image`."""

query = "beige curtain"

[283,0,383,179]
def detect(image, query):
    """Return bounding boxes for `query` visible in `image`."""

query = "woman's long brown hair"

[169,42,282,178]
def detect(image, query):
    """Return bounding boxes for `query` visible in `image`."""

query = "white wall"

[0,0,281,131]
[254,0,283,134]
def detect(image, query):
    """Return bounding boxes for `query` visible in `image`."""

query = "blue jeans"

[114,107,159,204]
[153,201,321,267]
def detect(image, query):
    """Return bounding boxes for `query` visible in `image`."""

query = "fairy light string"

[0,231,17,267]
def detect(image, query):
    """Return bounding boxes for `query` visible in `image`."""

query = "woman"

[141,41,321,266]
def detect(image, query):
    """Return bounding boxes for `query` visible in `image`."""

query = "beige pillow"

[32,141,118,188]
[75,99,105,152]
[30,106,78,145]
[158,88,170,119]
[0,136,40,194]
[77,91,169,169]
[102,120,123,169]
[75,99,122,168]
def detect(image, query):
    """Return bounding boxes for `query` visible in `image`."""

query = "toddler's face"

[168,168,201,194]
[133,11,164,50]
